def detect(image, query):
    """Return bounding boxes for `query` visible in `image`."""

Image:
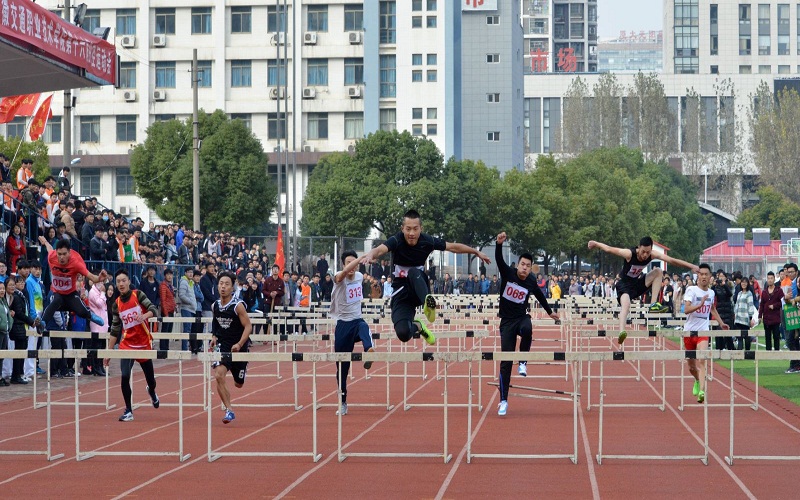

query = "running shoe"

[364,347,374,371]
[423,294,437,324]
[786,368,799,374]
[692,380,700,396]
[648,302,669,314]
[413,319,436,345]
[36,366,46,375]
[336,403,348,416]
[222,409,236,424]
[697,390,705,403]
[146,385,160,408]
[90,312,105,326]
[518,362,528,377]
[119,410,134,422]
[498,400,508,416]
[618,330,628,345]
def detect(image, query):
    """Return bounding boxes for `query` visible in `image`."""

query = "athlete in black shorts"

[360,209,490,345]
[495,232,559,416]
[588,236,699,345]
[210,271,252,424]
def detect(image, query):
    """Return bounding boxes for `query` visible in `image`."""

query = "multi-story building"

[598,30,664,73]
[523,0,598,74]
[0,0,523,230]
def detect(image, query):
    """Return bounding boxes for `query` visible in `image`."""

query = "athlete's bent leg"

[214,365,232,410]
[120,359,135,411]
[619,293,632,333]
[497,321,519,402]
[645,267,664,303]
[334,321,359,404]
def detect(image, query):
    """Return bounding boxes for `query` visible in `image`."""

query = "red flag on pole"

[275,226,285,276]
[29,94,53,141]
[0,95,26,123]
[15,93,42,117]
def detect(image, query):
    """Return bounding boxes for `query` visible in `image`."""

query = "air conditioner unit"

[120,35,136,48]
[153,90,167,101]
[348,32,362,44]
[302,145,314,153]
[269,87,285,100]
[347,143,355,153]
[302,87,316,99]
[304,32,317,45]
[76,150,87,156]
[152,34,166,47]
[123,90,137,102]
[347,86,362,98]
[272,32,286,45]
[119,206,131,216]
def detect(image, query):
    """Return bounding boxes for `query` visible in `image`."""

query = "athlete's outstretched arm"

[651,251,700,273]
[445,242,491,264]
[587,240,632,260]
[335,252,363,283]
[38,236,53,253]
[495,233,510,276]
[232,302,252,352]
[359,244,389,266]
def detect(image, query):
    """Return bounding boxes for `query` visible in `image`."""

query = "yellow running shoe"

[423,295,437,324]
[414,319,436,345]
[697,390,705,403]
[618,330,627,345]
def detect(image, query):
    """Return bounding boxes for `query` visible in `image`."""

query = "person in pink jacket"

[88,282,108,376]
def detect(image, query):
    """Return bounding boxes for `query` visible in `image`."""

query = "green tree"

[736,187,800,239]
[130,110,277,232]
[560,76,592,154]
[0,137,50,182]
[592,73,623,149]
[625,72,675,162]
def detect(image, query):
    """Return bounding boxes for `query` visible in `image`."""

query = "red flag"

[15,93,42,117]
[29,94,53,141]
[275,226,285,276]
[0,95,26,123]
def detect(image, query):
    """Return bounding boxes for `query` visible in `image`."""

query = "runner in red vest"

[103,268,160,422]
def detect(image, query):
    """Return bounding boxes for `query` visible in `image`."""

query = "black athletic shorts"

[212,346,248,385]
[615,278,650,305]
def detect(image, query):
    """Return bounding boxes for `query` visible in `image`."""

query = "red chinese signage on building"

[463,0,498,11]
[0,0,116,86]
[557,47,577,73]
[530,49,548,73]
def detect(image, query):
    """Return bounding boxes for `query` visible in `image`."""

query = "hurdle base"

[78,450,189,462]
[726,454,800,465]
[596,454,707,465]
[209,451,321,462]
[469,452,576,463]
[340,451,452,463]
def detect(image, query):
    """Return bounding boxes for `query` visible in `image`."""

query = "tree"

[592,73,623,149]
[626,72,675,162]
[735,187,800,239]
[749,82,800,204]
[559,77,592,154]
[0,136,50,182]
[130,110,277,232]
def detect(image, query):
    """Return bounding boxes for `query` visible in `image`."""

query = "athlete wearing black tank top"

[588,236,699,345]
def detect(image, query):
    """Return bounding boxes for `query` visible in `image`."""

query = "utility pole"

[192,49,200,231]
[63,0,72,167]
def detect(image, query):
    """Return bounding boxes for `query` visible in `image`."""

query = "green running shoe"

[692,380,700,396]
[649,302,669,314]
[414,319,436,345]
[618,330,628,345]
[423,294,437,324]
[697,390,705,403]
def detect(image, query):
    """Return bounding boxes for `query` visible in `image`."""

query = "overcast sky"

[597,0,664,39]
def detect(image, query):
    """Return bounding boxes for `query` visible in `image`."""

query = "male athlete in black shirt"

[360,210,490,345]
[495,232,559,416]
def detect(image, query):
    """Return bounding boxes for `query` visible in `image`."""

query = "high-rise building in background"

[522,0,598,75]
[598,30,664,73]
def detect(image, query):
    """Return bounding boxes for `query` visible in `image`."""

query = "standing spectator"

[61,202,78,239]
[660,276,674,313]
[712,270,735,350]
[316,254,329,279]
[488,274,500,294]
[176,267,197,351]
[321,273,333,302]
[733,277,757,351]
[9,275,36,384]
[463,273,475,295]
[158,269,177,351]
[81,212,96,257]
[383,276,393,297]
[480,274,490,295]
[262,264,285,311]
[550,276,562,300]
[758,271,784,351]
[5,224,26,274]
[16,158,33,190]
[56,166,71,193]
[87,281,108,376]
[310,274,323,304]
[177,236,194,265]
[783,263,800,372]
[0,280,11,386]
[89,226,106,261]
[199,262,219,330]
[192,269,205,353]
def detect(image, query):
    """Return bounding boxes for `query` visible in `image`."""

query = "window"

[487,132,500,141]
[380,1,396,43]
[116,168,136,196]
[268,113,286,139]
[412,16,422,28]
[412,54,423,65]
[5,117,25,139]
[710,65,719,74]
[80,168,101,197]
[710,35,718,55]
[231,60,252,87]
[344,112,364,139]
[778,35,790,54]
[380,55,396,97]
[486,53,500,63]
[486,15,499,25]
[308,5,328,32]
[155,114,176,122]
[427,70,437,82]
[778,65,791,74]
[344,58,364,85]
[197,60,212,87]
[230,113,252,130]
[487,93,500,102]
[345,5,364,31]
[739,35,751,55]
[307,59,328,86]
[412,70,423,82]
[44,116,62,143]
[155,61,176,88]
[412,0,423,11]
[739,65,752,74]
[427,0,437,11]
[231,6,252,33]
[427,108,437,119]
[308,113,328,139]
[268,166,287,194]
[427,16,437,28]
[412,124,423,136]
[268,5,287,32]
[116,115,137,142]
[80,116,100,142]
[758,35,770,55]
[192,7,212,34]
[427,54,437,65]
[412,108,423,120]
[758,64,771,73]
[116,9,136,36]
[119,62,136,89]
[82,9,100,34]
[268,60,287,86]
[427,124,437,136]
[379,109,397,131]
[155,8,175,35]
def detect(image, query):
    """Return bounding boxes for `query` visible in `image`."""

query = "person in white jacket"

[176,268,197,351]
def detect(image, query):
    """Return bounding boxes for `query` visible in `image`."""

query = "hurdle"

[202,351,323,463]
[68,349,192,462]
[723,350,800,464]
[0,349,64,461]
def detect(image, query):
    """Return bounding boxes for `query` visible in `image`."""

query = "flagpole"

[9,116,32,166]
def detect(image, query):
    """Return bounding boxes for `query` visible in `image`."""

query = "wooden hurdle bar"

[0,349,64,461]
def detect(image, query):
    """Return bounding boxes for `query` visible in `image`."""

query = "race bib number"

[627,265,645,279]
[503,282,529,304]
[346,281,363,304]
[51,276,73,292]
[119,306,142,329]
[394,265,423,278]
